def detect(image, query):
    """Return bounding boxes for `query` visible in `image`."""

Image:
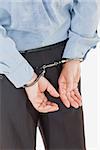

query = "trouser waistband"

[19,39,68,54]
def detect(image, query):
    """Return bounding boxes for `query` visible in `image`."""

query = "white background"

[36,25,100,150]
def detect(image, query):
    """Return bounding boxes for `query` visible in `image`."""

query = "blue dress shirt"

[0,0,100,88]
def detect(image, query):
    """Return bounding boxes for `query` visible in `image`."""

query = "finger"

[31,93,47,109]
[40,99,53,108]
[66,92,79,108]
[58,82,70,108]
[37,94,59,113]
[59,93,70,108]
[33,93,48,109]
[46,101,53,105]
[34,94,45,103]
[45,103,59,113]
[70,91,82,106]
[74,88,82,100]
[46,81,59,97]
[38,102,59,113]
[58,82,67,95]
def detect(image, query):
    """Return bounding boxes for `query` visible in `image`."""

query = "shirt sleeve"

[62,0,100,60]
[0,8,36,88]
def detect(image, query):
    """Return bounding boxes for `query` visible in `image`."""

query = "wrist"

[68,59,81,64]
[62,58,82,68]
[26,73,37,85]
[23,73,38,88]
[62,58,83,62]
[63,58,83,63]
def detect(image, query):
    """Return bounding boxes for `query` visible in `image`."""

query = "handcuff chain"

[40,59,67,70]
[23,58,82,88]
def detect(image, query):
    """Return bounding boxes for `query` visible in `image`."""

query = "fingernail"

[66,104,70,108]
[46,105,52,109]
[80,102,82,106]
[57,93,60,96]
[56,107,59,110]
[75,105,79,108]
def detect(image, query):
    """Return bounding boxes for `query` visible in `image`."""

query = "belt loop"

[0,74,4,80]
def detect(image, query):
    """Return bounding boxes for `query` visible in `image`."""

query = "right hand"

[25,73,59,113]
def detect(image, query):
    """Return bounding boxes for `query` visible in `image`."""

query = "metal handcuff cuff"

[23,58,83,88]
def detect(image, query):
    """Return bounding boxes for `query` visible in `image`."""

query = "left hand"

[58,60,82,109]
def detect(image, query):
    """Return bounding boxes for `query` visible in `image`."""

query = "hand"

[25,73,59,113]
[58,60,82,108]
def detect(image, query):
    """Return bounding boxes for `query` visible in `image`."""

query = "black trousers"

[0,39,86,150]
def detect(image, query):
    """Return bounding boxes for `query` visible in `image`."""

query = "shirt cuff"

[62,31,100,61]
[5,60,36,88]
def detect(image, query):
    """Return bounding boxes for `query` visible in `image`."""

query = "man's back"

[0,0,71,51]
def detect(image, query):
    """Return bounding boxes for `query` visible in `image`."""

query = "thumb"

[46,80,59,97]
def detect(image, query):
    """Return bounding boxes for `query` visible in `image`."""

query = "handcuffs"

[23,58,83,88]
